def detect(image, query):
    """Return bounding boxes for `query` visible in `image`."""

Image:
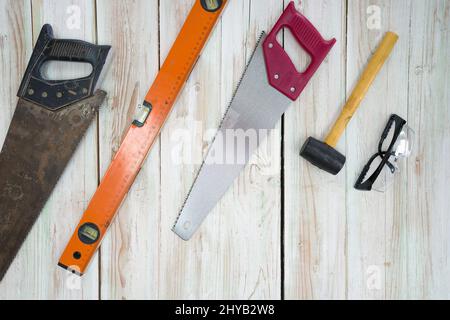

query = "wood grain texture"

[0,0,33,299]
[96,0,160,299]
[346,0,411,300]
[31,0,99,299]
[159,0,225,299]
[284,0,347,300]
[0,0,100,299]
[404,0,450,299]
[158,0,281,299]
[324,32,398,148]
[0,0,449,300]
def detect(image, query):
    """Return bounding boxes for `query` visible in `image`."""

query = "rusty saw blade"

[0,24,110,280]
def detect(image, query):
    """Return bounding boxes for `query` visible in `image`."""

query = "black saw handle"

[17,24,111,110]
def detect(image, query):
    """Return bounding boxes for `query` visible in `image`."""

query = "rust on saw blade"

[0,91,106,280]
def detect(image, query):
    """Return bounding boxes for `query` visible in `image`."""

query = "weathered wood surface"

[345,0,411,300]
[0,0,448,300]
[284,0,347,300]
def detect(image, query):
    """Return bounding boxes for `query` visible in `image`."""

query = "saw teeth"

[172,32,267,231]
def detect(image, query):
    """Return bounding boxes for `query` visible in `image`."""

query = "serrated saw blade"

[0,92,106,280]
[173,3,335,240]
[172,33,291,240]
[0,24,110,281]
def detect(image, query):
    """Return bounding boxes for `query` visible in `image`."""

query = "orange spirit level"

[59,0,227,275]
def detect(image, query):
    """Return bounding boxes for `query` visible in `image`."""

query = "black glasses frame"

[354,114,407,191]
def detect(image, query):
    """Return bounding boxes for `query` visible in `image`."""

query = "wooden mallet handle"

[324,32,398,148]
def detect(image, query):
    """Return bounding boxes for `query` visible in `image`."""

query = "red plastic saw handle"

[263,2,336,101]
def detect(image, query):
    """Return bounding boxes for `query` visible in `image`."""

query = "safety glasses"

[355,114,414,191]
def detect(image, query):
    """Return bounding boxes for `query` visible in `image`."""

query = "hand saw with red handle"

[173,2,336,240]
[58,0,227,275]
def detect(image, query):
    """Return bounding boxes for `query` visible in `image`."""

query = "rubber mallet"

[300,31,398,175]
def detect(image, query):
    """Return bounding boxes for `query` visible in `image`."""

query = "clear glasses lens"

[355,115,414,192]
[371,125,414,192]
[394,126,414,157]
[362,154,397,192]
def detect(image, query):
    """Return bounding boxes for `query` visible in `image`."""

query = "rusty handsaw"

[0,24,110,280]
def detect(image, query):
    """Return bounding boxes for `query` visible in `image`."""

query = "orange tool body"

[59,0,227,275]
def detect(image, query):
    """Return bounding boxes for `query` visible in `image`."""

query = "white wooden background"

[0,0,449,300]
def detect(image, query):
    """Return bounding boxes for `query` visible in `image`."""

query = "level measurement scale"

[59,0,227,275]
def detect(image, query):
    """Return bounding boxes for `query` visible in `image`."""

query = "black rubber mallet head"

[300,32,399,175]
[300,137,346,175]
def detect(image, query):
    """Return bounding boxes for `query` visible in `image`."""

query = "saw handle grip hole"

[275,27,312,74]
[17,25,111,110]
[262,2,336,100]
[39,60,93,82]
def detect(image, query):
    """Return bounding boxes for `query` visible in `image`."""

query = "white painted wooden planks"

[346,0,411,300]
[158,0,281,299]
[159,0,226,299]
[0,0,33,299]
[284,0,347,300]
[0,0,449,300]
[405,0,450,299]
[0,0,100,299]
[96,0,160,299]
